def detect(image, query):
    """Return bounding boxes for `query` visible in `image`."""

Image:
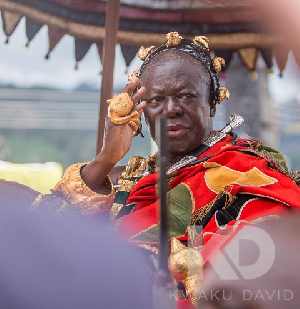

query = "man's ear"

[210,104,216,117]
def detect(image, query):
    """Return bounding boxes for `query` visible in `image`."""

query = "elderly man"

[40,32,300,306]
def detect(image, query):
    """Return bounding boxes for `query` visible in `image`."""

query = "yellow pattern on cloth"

[203,162,278,193]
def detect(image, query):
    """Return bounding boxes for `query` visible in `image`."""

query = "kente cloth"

[116,135,300,253]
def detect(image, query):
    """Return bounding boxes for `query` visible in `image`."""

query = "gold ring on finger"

[128,120,138,136]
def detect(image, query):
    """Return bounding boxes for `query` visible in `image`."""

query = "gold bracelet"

[52,162,114,215]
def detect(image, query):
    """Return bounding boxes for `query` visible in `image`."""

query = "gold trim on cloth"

[138,244,159,255]
[189,189,237,245]
[109,203,124,221]
[30,193,43,209]
[109,156,151,221]
[52,162,114,216]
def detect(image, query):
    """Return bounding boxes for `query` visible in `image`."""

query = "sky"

[0,17,300,104]
[0,18,139,90]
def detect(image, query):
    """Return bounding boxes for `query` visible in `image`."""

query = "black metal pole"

[156,115,168,277]
[153,115,176,309]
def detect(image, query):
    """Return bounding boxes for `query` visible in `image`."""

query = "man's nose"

[162,96,183,117]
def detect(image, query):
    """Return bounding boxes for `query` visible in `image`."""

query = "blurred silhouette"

[0,179,153,309]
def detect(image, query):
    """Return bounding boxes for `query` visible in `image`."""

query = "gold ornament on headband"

[213,57,226,73]
[128,67,141,82]
[107,92,139,129]
[165,31,182,47]
[193,36,209,50]
[138,46,155,61]
[219,86,230,104]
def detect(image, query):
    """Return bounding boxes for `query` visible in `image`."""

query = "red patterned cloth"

[118,135,300,250]
[115,135,300,308]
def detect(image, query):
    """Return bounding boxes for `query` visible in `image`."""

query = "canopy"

[0,0,295,73]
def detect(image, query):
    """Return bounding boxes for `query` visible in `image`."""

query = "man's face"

[140,51,215,157]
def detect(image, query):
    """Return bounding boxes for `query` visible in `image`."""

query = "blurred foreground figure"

[0,180,152,309]
[200,215,300,309]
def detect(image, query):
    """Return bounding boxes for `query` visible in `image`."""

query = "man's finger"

[122,77,140,95]
[132,101,146,118]
[131,86,146,104]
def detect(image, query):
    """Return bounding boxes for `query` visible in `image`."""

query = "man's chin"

[168,143,194,157]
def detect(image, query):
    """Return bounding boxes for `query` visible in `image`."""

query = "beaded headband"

[128,31,230,105]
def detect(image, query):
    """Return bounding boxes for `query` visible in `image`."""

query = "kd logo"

[188,225,276,280]
[209,225,276,280]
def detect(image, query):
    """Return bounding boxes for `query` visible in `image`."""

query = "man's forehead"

[140,63,210,90]
[143,49,206,68]
[141,50,209,79]
[147,80,192,93]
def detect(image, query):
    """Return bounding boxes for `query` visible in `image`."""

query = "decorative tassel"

[45,52,50,60]
[5,37,9,44]
[74,62,78,71]
[25,41,30,48]
[250,71,258,80]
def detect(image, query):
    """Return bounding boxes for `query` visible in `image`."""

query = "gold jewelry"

[138,46,155,61]
[193,35,209,49]
[168,238,204,307]
[128,67,141,82]
[166,31,182,47]
[52,162,114,215]
[128,120,138,136]
[128,118,141,136]
[119,155,156,182]
[219,86,230,103]
[107,92,139,125]
[213,56,226,73]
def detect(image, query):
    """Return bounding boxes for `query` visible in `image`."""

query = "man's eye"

[148,97,163,104]
[178,93,194,99]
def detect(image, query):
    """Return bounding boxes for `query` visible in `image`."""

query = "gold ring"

[107,93,135,125]
[128,120,139,136]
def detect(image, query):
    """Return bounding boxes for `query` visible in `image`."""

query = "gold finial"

[168,237,205,306]
[193,35,209,49]
[138,46,155,61]
[128,67,141,82]
[213,57,226,73]
[185,275,202,307]
[165,31,182,47]
[219,86,230,103]
[170,237,187,254]
[168,237,204,281]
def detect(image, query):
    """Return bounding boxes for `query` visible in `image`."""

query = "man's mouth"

[167,125,188,137]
